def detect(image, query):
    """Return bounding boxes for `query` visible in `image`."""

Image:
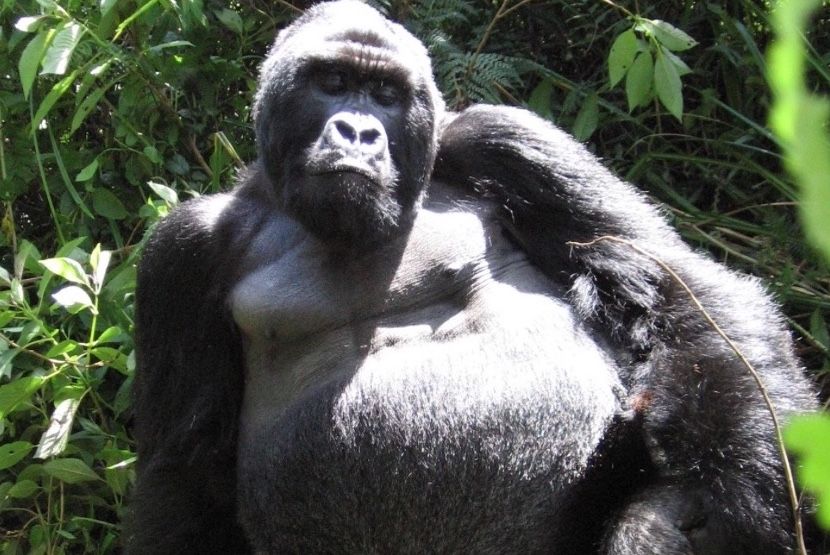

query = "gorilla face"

[253,2,444,248]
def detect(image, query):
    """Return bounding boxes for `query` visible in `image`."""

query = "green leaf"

[608,29,639,87]
[625,51,653,111]
[143,145,162,164]
[793,97,830,259]
[90,244,111,292]
[662,49,692,77]
[785,413,830,528]
[0,376,45,419]
[43,458,101,484]
[572,92,599,141]
[31,69,80,130]
[0,349,17,381]
[52,285,94,313]
[75,158,99,182]
[70,82,112,135]
[92,188,128,220]
[35,397,81,459]
[148,181,179,205]
[0,442,33,470]
[215,8,244,34]
[8,479,39,499]
[19,30,52,99]
[654,48,683,121]
[15,16,48,33]
[165,153,189,175]
[640,19,697,52]
[40,22,83,76]
[100,0,119,18]
[147,40,195,53]
[39,257,90,287]
[527,78,553,120]
[810,309,830,351]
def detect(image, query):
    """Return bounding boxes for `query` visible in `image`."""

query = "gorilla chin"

[285,169,404,249]
[127,1,819,554]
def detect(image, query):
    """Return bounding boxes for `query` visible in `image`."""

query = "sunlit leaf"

[626,51,653,111]
[654,48,683,120]
[40,22,83,76]
[785,413,830,528]
[35,398,81,459]
[148,181,179,205]
[640,18,697,52]
[52,285,94,313]
[90,244,112,291]
[40,257,90,287]
[608,29,639,87]
[75,158,99,182]
[43,458,101,484]
[19,30,52,98]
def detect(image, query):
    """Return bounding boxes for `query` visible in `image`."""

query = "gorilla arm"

[125,189,262,554]
[435,105,817,553]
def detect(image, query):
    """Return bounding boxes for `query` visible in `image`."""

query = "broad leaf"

[40,257,90,287]
[640,19,697,52]
[35,397,81,459]
[785,414,830,528]
[92,188,128,220]
[43,458,101,484]
[0,376,45,419]
[654,48,683,120]
[40,22,83,76]
[527,78,553,120]
[19,30,52,98]
[626,51,653,111]
[8,479,39,499]
[572,93,599,141]
[0,442,33,471]
[608,29,639,87]
[75,158,99,182]
[52,285,94,313]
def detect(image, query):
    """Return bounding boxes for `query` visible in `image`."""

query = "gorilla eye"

[317,70,348,95]
[373,82,401,107]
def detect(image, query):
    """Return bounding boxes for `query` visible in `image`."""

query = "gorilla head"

[253,1,444,248]
[128,2,819,554]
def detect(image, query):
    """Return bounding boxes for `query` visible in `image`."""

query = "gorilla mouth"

[310,164,383,189]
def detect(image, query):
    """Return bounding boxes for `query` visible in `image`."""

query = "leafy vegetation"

[0,0,827,552]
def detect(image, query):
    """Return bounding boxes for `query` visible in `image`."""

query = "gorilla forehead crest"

[253,0,443,121]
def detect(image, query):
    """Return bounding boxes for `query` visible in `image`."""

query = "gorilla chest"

[231,203,619,402]
[231,201,621,449]
[230,201,623,548]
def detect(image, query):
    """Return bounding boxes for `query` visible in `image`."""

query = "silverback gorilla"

[126,2,818,553]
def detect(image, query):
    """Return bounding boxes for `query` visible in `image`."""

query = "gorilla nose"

[324,112,387,157]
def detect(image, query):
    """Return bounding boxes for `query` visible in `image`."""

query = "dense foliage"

[0,0,827,552]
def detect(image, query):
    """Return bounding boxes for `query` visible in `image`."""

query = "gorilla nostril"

[334,120,357,143]
[360,128,381,145]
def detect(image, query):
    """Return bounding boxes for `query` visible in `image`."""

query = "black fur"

[126,2,817,553]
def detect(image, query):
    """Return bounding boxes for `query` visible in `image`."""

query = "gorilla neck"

[279,175,421,253]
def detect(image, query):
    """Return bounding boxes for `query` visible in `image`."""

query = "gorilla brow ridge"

[323,42,413,85]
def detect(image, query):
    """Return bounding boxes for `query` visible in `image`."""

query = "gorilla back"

[127,2,817,554]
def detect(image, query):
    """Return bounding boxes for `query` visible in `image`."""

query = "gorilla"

[125,2,818,553]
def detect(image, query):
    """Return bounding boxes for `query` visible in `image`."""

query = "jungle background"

[0,0,828,552]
